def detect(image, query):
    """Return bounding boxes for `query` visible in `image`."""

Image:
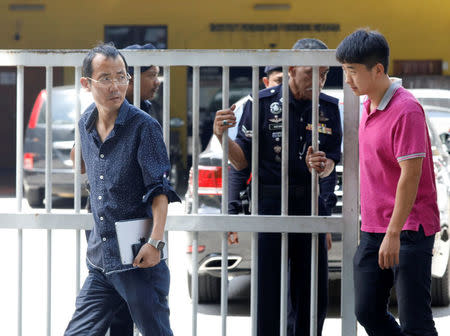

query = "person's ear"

[288,66,295,77]
[375,63,385,76]
[80,77,90,91]
[262,77,269,88]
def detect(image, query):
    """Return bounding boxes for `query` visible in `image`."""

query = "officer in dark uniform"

[213,39,342,336]
[228,66,283,218]
[124,43,161,123]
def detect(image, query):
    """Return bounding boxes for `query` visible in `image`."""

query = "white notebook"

[115,218,153,265]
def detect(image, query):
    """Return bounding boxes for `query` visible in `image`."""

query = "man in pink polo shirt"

[336,29,440,336]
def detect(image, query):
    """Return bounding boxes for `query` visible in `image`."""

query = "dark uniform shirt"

[79,99,180,274]
[234,84,341,214]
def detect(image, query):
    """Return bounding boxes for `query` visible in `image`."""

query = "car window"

[37,90,93,125]
[416,98,450,109]
[423,106,450,135]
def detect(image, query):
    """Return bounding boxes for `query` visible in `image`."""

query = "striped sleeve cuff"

[397,152,426,162]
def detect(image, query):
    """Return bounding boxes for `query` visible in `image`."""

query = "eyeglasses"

[86,73,131,87]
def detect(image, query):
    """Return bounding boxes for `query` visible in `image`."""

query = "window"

[104,25,167,49]
[394,60,443,76]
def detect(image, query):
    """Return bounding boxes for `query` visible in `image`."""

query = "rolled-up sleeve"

[137,119,181,209]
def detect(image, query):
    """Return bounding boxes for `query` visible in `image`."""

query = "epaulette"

[259,84,281,99]
[319,92,339,105]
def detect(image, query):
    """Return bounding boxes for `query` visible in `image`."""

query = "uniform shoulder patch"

[259,84,281,99]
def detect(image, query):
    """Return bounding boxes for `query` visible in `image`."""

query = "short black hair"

[336,28,390,73]
[82,42,128,78]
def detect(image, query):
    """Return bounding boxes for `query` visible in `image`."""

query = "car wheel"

[187,272,221,303]
[431,256,450,306]
[26,188,44,208]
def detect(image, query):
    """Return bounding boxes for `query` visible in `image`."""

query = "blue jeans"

[110,302,133,336]
[64,261,172,336]
[354,226,437,336]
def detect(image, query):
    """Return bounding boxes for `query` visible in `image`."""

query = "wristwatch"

[148,238,165,251]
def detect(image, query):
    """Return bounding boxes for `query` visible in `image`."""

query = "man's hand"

[213,105,237,140]
[326,233,332,251]
[133,243,161,268]
[228,232,239,245]
[70,146,86,174]
[378,232,400,269]
[305,146,327,174]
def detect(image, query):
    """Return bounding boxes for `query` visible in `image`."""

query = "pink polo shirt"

[359,83,440,236]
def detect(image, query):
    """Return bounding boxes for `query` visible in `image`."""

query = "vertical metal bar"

[220,66,230,336]
[130,64,141,336]
[45,66,53,336]
[280,67,289,215]
[280,66,289,336]
[16,65,24,336]
[309,67,320,336]
[16,65,24,211]
[163,66,171,151]
[250,66,259,216]
[192,67,200,216]
[341,82,360,336]
[45,66,53,212]
[18,229,23,336]
[74,66,82,294]
[191,66,200,336]
[47,229,52,336]
[163,66,170,268]
[221,66,230,210]
[133,66,141,108]
[74,67,82,213]
[250,66,259,336]
[250,232,258,336]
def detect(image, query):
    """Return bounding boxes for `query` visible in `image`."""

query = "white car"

[184,87,450,305]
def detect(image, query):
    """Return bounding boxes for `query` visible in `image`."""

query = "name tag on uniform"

[269,123,283,131]
[306,123,332,135]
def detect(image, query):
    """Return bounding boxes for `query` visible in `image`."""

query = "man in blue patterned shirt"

[64,43,180,336]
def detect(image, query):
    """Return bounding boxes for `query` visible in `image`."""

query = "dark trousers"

[109,303,133,336]
[354,226,437,336]
[85,194,134,336]
[64,262,172,336]
[257,193,328,336]
[257,233,328,336]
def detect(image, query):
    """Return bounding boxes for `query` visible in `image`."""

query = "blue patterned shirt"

[79,99,180,274]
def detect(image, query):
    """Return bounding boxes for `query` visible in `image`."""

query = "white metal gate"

[0,49,360,336]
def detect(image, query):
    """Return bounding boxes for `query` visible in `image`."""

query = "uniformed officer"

[228,66,283,221]
[124,43,161,122]
[213,39,342,336]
